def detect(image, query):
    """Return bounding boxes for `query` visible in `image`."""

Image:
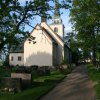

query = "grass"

[87,64,100,99]
[0,66,11,79]
[0,85,53,100]
[0,68,68,100]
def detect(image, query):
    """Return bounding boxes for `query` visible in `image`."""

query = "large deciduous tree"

[0,0,70,51]
[70,0,100,65]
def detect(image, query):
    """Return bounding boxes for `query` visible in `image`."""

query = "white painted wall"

[53,43,58,66]
[41,22,64,46]
[9,53,24,66]
[41,22,64,65]
[24,25,53,67]
[50,24,64,40]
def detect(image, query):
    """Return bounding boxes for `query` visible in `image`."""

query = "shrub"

[31,65,38,70]
[87,64,94,68]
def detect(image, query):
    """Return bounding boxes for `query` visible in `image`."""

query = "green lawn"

[0,67,11,79]
[87,64,100,99]
[0,85,54,100]
[0,68,67,100]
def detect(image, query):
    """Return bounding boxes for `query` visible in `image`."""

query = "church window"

[11,56,13,61]
[54,27,58,33]
[18,56,21,61]
[54,21,56,23]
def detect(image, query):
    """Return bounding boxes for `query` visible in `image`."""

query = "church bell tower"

[50,0,64,39]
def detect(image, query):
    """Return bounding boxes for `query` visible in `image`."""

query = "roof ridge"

[39,25,58,44]
[43,22,64,43]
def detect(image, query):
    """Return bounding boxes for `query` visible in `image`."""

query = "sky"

[18,0,72,35]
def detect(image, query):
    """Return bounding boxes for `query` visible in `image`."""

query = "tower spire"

[51,0,62,24]
[54,0,60,17]
[50,0,64,39]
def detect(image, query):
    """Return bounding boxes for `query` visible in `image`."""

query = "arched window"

[54,27,58,33]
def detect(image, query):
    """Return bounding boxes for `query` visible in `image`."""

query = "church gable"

[40,22,64,46]
[31,25,52,44]
[26,25,56,45]
[24,25,58,66]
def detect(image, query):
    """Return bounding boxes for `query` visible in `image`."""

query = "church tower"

[50,0,64,39]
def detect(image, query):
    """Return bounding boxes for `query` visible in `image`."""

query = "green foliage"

[11,67,17,73]
[0,0,70,51]
[62,59,68,65]
[87,64,100,99]
[65,32,80,64]
[0,66,11,83]
[70,0,100,65]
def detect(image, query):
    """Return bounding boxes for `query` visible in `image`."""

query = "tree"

[70,0,100,65]
[65,32,80,65]
[0,0,70,52]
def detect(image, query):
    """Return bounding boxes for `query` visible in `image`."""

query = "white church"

[9,5,72,67]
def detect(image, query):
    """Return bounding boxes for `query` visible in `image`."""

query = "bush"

[16,66,26,73]
[12,67,18,73]
[31,65,38,70]
[86,64,100,99]
[25,68,31,73]
[12,66,32,73]
[87,64,94,68]
[37,66,50,76]
[37,69,45,76]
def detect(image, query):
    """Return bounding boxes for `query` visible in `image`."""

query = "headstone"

[37,66,50,76]
[11,73,32,88]
[62,65,68,69]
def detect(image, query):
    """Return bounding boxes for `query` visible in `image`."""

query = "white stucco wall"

[50,24,64,40]
[9,53,24,66]
[52,43,58,66]
[24,25,53,67]
[41,22,64,65]
[41,22,64,46]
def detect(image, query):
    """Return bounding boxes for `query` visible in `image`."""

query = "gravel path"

[40,65,96,100]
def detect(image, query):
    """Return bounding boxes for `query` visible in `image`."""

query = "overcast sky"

[18,0,72,35]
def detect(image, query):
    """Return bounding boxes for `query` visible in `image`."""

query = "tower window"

[11,56,13,61]
[54,27,58,33]
[54,21,56,23]
[18,56,21,61]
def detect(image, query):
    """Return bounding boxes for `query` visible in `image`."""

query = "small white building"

[9,8,72,67]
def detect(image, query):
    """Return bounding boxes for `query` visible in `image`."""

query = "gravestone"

[11,73,32,88]
[37,66,50,76]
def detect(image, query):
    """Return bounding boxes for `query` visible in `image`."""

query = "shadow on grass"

[0,66,73,100]
[0,72,66,100]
